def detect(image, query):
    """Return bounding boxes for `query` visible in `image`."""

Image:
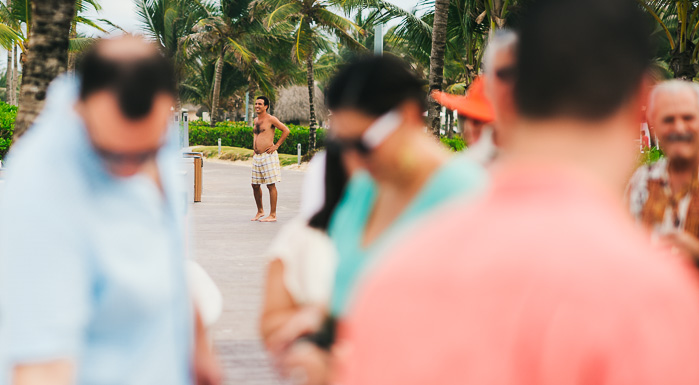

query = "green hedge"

[0,102,17,160]
[189,120,326,155]
[441,136,466,152]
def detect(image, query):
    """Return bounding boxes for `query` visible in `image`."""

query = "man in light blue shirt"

[0,37,220,385]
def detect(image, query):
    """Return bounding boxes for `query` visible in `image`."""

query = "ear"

[400,100,425,127]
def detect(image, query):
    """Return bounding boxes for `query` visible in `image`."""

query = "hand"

[266,144,279,154]
[193,342,223,385]
[279,340,331,385]
[660,230,699,262]
[193,309,223,385]
[267,306,326,357]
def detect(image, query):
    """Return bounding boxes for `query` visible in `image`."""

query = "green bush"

[639,146,663,165]
[189,120,326,155]
[440,136,466,152]
[0,102,17,160]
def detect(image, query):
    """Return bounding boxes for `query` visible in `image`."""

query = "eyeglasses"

[329,110,403,155]
[94,146,160,166]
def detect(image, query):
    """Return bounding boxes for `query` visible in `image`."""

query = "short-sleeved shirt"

[0,77,193,384]
[341,163,699,385]
[327,157,486,316]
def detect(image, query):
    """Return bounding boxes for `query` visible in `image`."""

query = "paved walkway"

[191,160,305,385]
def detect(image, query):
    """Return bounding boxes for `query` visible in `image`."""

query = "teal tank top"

[328,157,487,316]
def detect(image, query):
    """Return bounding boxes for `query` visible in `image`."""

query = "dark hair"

[256,96,270,108]
[514,0,652,121]
[78,42,177,120]
[326,55,426,117]
[308,140,348,231]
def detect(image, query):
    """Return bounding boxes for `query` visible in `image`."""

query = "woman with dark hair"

[325,55,487,320]
[259,141,349,383]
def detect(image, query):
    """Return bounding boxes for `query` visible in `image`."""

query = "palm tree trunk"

[447,109,453,139]
[426,0,450,136]
[306,53,318,151]
[210,50,224,128]
[247,78,256,126]
[6,46,13,105]
[12,44,18,105]
[67,23,78,72]
[13,0,75,139]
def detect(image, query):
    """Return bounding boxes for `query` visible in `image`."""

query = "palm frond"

[266,2,303,28]
[69,37,96,53]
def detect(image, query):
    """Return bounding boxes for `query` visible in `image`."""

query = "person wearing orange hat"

[431,76,498,165]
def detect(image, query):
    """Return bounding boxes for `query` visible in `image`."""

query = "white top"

[266,218,338,306]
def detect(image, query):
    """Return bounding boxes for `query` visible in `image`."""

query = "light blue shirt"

[0,77,193,384]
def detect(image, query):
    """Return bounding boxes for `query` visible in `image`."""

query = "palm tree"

[181,0,275,127]
[263,0,366,150]
[13,0,75,138]
[136,0,208,78]
[638,0,699,79]
[68,0,123,71]
[179,53,248,114]
[426,0,449,135]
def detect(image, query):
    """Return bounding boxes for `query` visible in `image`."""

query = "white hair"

[482,29,518,77]
[647,80,699,122]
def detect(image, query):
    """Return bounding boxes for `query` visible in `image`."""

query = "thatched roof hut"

[274,85,329,126]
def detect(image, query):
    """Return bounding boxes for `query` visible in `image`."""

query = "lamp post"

[374,24,384,56]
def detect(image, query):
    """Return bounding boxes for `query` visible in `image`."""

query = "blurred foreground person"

[0,37,221,385]
[275,56,487,385]
[628,80,699,264]
[326,55,486,320]
[483,29,518,147]
[431,76,497,165]
[260,142,348,383]
[340,1,699,385]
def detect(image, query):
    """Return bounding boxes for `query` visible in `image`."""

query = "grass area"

[192,146,300,167]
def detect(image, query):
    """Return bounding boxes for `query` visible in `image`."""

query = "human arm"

[260,259,325,355]
[193,307,223,385]
[12,361,75,385]
[1,170,89,385]
[267,117,291,154]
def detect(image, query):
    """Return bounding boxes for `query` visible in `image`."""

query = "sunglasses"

[329,110,403,155]
[495,66,517,82]
[94,146,160,166]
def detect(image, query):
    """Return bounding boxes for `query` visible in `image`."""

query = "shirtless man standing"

[251,96,290,222]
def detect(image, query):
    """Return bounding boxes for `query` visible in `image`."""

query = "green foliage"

[189,120,327,155]
[639,146,664,166]
[192,145,299,166]
[0,101,17,160]
[440,136,465,152]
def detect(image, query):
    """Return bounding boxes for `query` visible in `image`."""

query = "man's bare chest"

[254,120,275,136]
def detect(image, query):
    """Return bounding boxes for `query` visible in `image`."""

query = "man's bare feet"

[251,212,265,221]
[260,215,277,222]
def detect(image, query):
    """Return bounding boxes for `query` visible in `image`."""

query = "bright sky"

[81,0,422,37]
[0,0,421,70]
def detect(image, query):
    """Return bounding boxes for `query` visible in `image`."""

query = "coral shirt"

[341,162,699,385]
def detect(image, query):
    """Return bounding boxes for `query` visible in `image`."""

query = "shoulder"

[270,115,285,126]
[419,157,488,204]
[441,156,488,182]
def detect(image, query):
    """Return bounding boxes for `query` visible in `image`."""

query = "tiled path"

[191,160,304,385]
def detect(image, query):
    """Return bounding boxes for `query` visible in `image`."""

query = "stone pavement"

[190,160,305,385]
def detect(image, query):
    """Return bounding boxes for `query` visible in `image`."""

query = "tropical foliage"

[0,100,16,159]
[0,0,694,143]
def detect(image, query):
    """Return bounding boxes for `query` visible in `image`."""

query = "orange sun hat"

[431,76,495,123]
